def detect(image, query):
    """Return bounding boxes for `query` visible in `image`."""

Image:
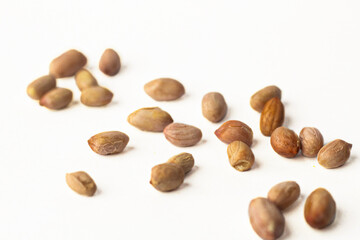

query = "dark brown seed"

[80,86,113,107]
[304,188,336,229]
[150,163,185,192]
[49,49,87,78]
[270,127,300,158]
[88,131,129,155]
[214,120,253,146]
[27,75,56,100]
[317,139,352,169]
[267,181,300,210]
[260,97,285,136]
[250,85,282,112]
[164,123,202,147]
[39,88,73,110]
[249,197,285,240]
[144,78,185,101]
[202,92,227,123]
[66,171,97,196]
[99,48,121,76]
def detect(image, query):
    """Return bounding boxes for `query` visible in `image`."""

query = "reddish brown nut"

[267,181,300,210]
[317,139,352,169]
[299,127,324,157]
[164,123,202,147]
[99,48,121,76]
[49,49,87,78]
[249,197,285,240]
[260,97,284,136]
[214,120,253,146]
[304,188,336,229]
[270,127,300,158]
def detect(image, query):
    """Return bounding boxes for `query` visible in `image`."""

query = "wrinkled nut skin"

[227,141,255,171]
[88,131,129,155]
[99,48,121,76]
[127,107,173,132]
[317,139,352,169]
[267,181,300,210]
[202,92,227,123]
[214,120,253,146]
[80,86,114,107]
[144,78,185,101]
[260,97,285,136]
[75,69,98,91]
[270,127,300,158]
[304,188,336,229]
[299,127,324,157]
[164,123,202,147]
[66,171,97,196]
[250,85,282,112]
[249,197,285,240]
[39,88,73,110]
[49,49,87,78]
[167,152,194,174]
[27,75,56,100]
[150,163,185,192]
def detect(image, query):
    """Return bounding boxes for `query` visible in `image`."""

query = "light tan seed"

[317,139,352,169]
[299,127,324,157]
[164,123,202,147]
[144,78,185,101]
[227,141,255,171]
[150,163,185,192]
[49,49,87,78]
[127,107,173,132]
[267,181,300,210]
[27,75,56,100]
[75,69,98,91]
[66,171,97,196]
[88,131,129,155]
[99,48,121,76]
[39,88,73,110]
[250,85,282,112]
[202,92,227,123]
[167,152,194,174]
[80,86,113,107]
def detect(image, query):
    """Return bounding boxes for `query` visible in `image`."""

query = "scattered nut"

[128,107,173,132]
[49,49,87,78]
[304,188,336,229]
[75,69,98,91]
[250,85,282,112]
[202,92,227,123]
[150,163,185,192]
[144,78,185,101]
[270,127,300,158]
[249,197,285,240]
[267,181,300,210]
[99,48,121,76]
[80,86,113,107]
[214,120,253,146]
[39,88,73,110]
[167,152,194,174]
[164,123,202,147]
[27,75,56,100]
[227,141,255,171]
[299,127,324,157]
[317,139,352,169]
[66,171,97,196]
[88,131,129,155]
[260,97,285,136]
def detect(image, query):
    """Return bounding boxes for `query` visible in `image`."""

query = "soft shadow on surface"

[221,106,232,122]
[69,100,79,107]
[94,188,102,196]
[283,194,304,214]
[185,165,199,178]
[283,116,292,128]
[177,182,189,191]
[122,146,135,154]
[251,139,258,148]
[250,160,260,170]
[195,139,207,146]
[106,100,119,107]
[278,224,291,239]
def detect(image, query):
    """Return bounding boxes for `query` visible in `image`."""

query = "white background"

[0,0,359,239]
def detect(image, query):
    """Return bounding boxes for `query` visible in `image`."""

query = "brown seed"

[299,127,324,157]
[167,152,194,174]
[150,163,185,192]
[39,88,73,110]
[227,141,255,171]
[75,69,98,91]
[304,188,336,229]
[202,92,227,123]
[164,123,202,147]
[144,78,185,101]
[214,120,253,146]
[249,197,285,240]
[270,127,300,158]
[66,171,97,196]
[49,49,87,78]
[99,48,121,76]
[27,75,56,100]
[317,139,352,169]
[267,181,300,210]
[250,85,282,112]
[80,86,113,107]
[127,107,173,132]
[88,131,129,155]
[260,97,285,136]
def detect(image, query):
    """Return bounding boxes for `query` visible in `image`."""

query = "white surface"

[1,0,359,239]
